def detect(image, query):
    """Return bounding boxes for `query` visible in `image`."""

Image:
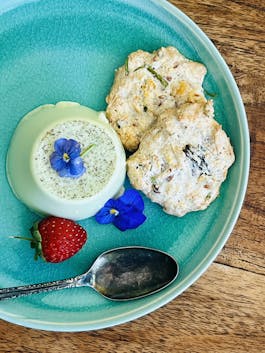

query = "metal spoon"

[0,247,179,301]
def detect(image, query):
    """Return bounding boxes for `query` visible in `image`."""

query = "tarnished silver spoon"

[0,247,179,301]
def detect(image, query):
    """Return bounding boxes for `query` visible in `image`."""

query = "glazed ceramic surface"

[0,0,249,331]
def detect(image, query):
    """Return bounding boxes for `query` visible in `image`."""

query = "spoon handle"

[0,277,79,301]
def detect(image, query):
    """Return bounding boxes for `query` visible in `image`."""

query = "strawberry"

[26,216,87,263]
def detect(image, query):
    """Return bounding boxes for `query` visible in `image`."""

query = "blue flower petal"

[65,139,81,158]
[50,152,67,171]
[69,157,86,177]
[58,165,71,177]
[119,189,145,212]
[95,206,116,224]
[54,138,68,154]
[113,209,146,231]
[104,198,120,210]
[109,198,128,214]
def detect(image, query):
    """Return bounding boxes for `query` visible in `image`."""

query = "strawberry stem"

[11,221,44,261]
[11,236,35,242]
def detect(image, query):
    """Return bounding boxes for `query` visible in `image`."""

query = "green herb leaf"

[150,176,157,184]
[125,57,129,75]
[147,66,168,88]
[134,65,145,72]
[80,144,95,157]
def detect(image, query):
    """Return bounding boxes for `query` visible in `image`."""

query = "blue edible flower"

[95,189,146,231]
[50,138,86,178]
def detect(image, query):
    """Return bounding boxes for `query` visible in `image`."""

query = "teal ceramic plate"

[0,0,249,331]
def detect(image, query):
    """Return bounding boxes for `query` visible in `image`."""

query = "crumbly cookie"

[127,101,235,216]
[106,46,207,151]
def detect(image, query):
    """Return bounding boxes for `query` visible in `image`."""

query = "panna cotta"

[6,101,126,220]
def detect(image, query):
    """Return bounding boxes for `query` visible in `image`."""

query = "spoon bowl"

[0,247,179,301]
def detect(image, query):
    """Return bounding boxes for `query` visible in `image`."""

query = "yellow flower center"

[63,153,70,162]
[110,209,119,216]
